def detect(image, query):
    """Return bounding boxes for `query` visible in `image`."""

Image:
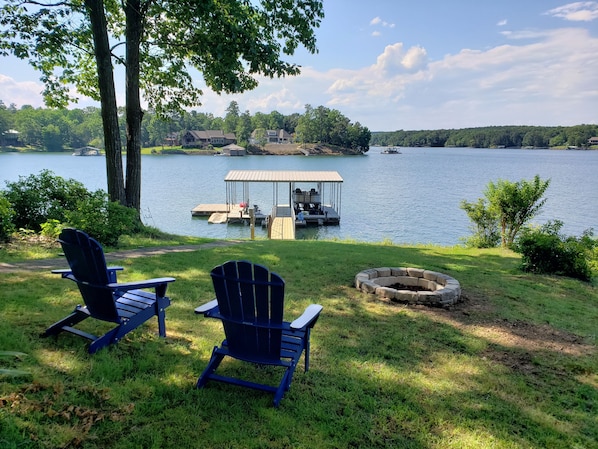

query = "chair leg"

[274,363,297,407]
[42,306,90,337]
[88,327,121,354]
[304,329,311,371]
[197,347,225,388]
[156,303,167,338]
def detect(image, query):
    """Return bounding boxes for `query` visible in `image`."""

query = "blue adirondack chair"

[43,228,175,354]
[195,260,323,407]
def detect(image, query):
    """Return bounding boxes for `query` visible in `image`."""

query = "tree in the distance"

[1,0,324,216]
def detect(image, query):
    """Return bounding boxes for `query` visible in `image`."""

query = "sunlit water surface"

[1,147,596,245]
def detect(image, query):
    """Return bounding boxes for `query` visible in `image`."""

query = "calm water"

[1,148,596,245]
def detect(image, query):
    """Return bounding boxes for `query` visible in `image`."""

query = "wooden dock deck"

[269,217,295,240]
[192,203,267,224]
[191,203,233,216]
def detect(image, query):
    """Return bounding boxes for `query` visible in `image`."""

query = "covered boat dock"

[191,170,343,239]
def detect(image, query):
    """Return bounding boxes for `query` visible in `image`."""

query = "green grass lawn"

[1,239,596,448]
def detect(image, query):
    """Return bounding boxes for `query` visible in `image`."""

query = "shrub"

[462,175,550,248]
[2,170,142,247]
[40,219,64,239]
[514,220,596,282]
[65,191,141,247]
[460,198,501,248]
[2,170,91,231]
[0,193,15,242]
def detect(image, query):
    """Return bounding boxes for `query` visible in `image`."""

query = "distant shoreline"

[2,144,596,155]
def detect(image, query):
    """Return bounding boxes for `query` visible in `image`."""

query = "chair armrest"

[107,266,124,271]
[51,269,77,282]
[195,299,219,314]
[106,266,124,283]
[290,304,323,329]
[107,277,176,291]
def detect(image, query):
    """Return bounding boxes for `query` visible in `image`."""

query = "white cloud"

[370,16,395,28]
[373,43,428,74]
[545,1,598,21]
[0,74,45,108]
[497,19,508,26]
[500,29,552,40]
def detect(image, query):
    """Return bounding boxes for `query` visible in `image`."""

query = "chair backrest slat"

[211,260,285,363]
[58,228,119,322]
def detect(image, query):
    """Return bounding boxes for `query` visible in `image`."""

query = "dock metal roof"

[224,170,343,183]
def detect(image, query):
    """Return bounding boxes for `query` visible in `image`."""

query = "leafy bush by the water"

[514,220,596,281]
[2,170,90,231]
[2,170,141,247]
[460,197,501,248]
[0,193,15,242]
[461,175,550,248]
[65,191,141,247]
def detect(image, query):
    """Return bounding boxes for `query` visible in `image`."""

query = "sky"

[1,0,597,131]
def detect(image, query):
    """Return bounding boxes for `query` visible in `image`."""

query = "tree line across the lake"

[371,124,598,149]
[0,100,370,153]
[3,99,596,152]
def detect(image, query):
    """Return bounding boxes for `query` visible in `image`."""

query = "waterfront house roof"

[224,170,343,183]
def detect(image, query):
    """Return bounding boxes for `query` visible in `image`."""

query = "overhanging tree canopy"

[1,0,324,212]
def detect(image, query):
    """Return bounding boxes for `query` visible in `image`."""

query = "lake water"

[1,147,596,246]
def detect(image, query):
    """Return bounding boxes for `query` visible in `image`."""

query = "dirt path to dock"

[0,240,244,274]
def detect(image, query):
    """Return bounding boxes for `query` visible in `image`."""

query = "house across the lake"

[1,129,20,146]
[250,129,292,145]
[182,130,236,148]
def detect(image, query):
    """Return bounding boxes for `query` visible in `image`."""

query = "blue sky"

[1,0,597,131]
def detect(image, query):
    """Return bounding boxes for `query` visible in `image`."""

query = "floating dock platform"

[192,203,267,223]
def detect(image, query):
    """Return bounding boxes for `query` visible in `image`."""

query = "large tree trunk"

[124,0,143,212]
[84,0,126,205]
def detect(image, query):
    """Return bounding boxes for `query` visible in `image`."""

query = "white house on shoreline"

[250,129,292,145]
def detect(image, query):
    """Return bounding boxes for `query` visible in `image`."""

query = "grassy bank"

[1,239,596,448]
[0,232,214,264]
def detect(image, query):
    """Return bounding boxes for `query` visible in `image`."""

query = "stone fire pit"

[355,267,461,307]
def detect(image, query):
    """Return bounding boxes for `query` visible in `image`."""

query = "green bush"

[461,175,550,248]
[514,220,596,282]
[0,193,15,242]
[2,170,91,231]
[40,219,64,239]
[2,170,142,247]
[65,191,141,247]
[460,198,501,248]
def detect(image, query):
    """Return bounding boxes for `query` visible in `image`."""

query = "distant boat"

[381,147,401,154]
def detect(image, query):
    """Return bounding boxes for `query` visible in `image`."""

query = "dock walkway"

[269,217,295,240]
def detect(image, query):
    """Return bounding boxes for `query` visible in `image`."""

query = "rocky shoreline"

[249,143,364,156]
[157,143,364,156]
